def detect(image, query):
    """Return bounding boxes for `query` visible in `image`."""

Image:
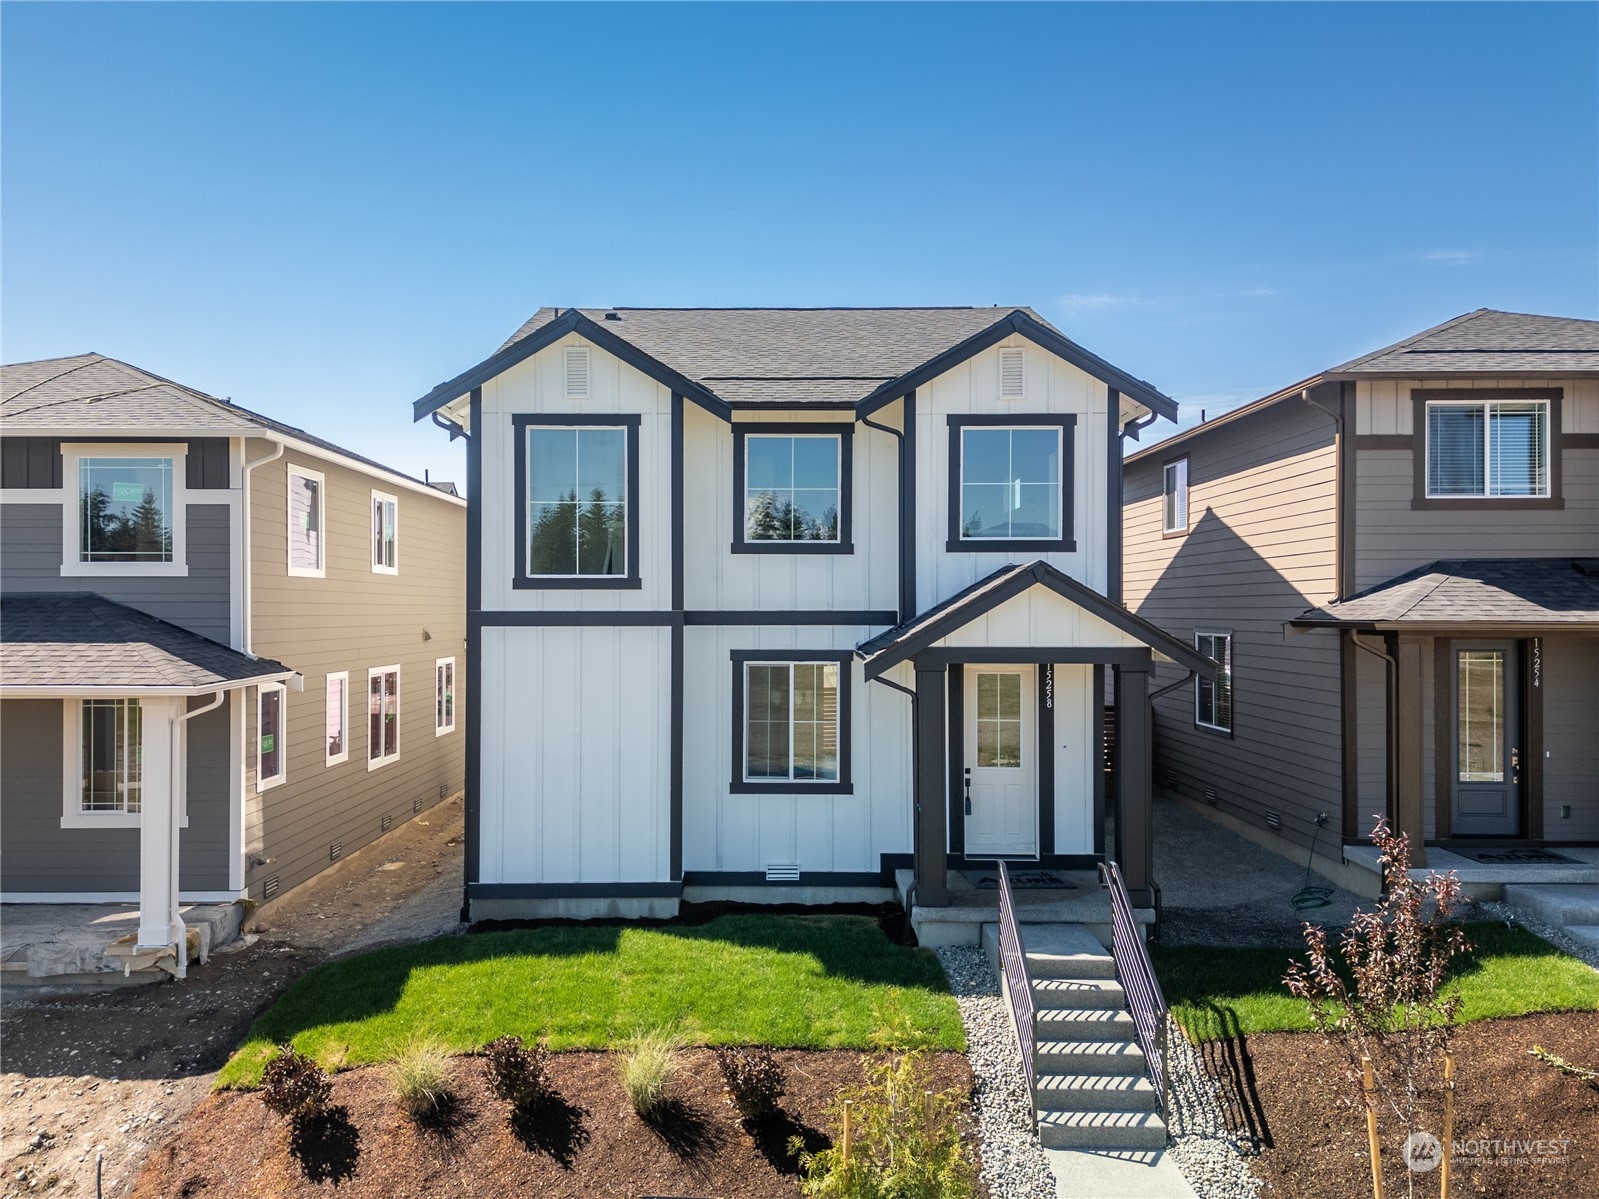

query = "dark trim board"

[945,413,1078,555]
[463,388,484,908]
[468,882,684,899]
[476,611,679,627]
[1092,664,1106,856]
[728,649,855,795]
[730,422,855,554]
[916,647,1155,667]
[947,665,965,858]
[688,610,896,627]
[681,871,893,889]
[1039,665,1056,855]
[476,609,897,628]
[670,393,686,880]
[1567,433,1599,449]
[1525,635,1545,841]
[511,413,644,590]
[1107,391,1123,602]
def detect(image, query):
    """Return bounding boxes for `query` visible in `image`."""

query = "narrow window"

[435,657,456,735]
[258,684,286,789]
[325,672,349,765]
[999,347,1026,399]
[1163,458,1189,533]
[79,456,174,562]
[744,661,840,783]
[526,425,628,576]
[743,433,843,543]
[958,425,1064,541]
[371,491,398,573]
[564,346,590,398]
[368,666,400,768]
[1195,632,1233,733]
[1426,400,1550,498]
[287,466,325,577]
[81,699,142,812]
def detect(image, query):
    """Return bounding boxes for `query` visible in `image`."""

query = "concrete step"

[1036,1039,1149,1075]
[1034,1072,1159,1113]
[1503,884,1599,926]
[1037,1108,1168,1152]
[1021,923,1118,979]
[1562,926,1599,950]
[1037,1008,1137,1042]
[1032,977,1127,1009]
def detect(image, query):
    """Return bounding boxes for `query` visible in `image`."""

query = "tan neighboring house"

[1,354,465,974]
[1122,310,1599,892]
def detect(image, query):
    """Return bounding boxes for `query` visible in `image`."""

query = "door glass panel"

[1457,650,1504,783]
[976,671,1024,769]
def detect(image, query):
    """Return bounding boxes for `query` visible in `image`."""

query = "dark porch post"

[913,659,949,906]
[1114,660,1155,906]
[1393,634,1428,867]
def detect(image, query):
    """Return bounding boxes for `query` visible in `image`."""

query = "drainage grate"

[329,840,343,863]
[765,862,801,882]
[381,813,393,833]
[262,875,280,901]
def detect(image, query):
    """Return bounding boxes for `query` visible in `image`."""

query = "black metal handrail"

[1099,859,1171,1117]
[996,859,1037,1122]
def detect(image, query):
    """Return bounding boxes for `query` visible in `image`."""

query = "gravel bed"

[1164,1026,1264,1199]
[1473,899,1599,970]
[936,947,1056,1199]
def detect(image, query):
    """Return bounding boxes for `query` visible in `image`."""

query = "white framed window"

[60,699,143,827]
[1195,632,1233,734]
[564,346,591,398]
[742,661,841,784]
[371,490,398,573]
[60,443,188,577]
[1426,399,1550,498]
[325,671,349,765]
[435,657,456,735]
[287,464,325,577]
[368,665,400,769]
[999,346,1026,399]
[1163,458,1189,533]
[257,683,287,790]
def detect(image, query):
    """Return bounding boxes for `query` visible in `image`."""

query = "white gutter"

[0,675,298,699]
[239,440,284,657]
[166,690,226,979]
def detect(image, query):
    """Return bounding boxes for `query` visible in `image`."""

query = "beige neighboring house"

[1122,310,1599,895]
[1,354,465,975]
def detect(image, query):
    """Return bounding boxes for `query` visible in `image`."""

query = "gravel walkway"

[936,947,1057,1199]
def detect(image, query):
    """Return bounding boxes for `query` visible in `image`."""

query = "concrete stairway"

[1023,924,1168,1151]
[1503,884,1599,950]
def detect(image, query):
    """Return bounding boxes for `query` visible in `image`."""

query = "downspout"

[239,440,284,658]
[1350,631,1398,847]
[168,689,226,979]
[869,672,920,911]
[861,412,911,624]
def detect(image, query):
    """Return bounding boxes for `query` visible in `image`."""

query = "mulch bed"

[1230,1012,1599,1198]
[131,1049,978,1198]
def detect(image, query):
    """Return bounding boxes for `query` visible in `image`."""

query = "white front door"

[963,666,1038,858]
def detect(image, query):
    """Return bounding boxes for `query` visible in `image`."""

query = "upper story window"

[513,414,641,590]
[287,465,325,577]
[733,426,853,554]
[1163,457,1189,533]
[1426,399,1550,499]
[1195,631,1233,733]
[371,490,398,573]
[731,650,853,795]
[63,444,189,577]
[947,415,1076,553]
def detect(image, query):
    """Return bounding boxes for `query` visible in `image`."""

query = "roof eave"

[1124,373,1329,466]
[0,670,298,698]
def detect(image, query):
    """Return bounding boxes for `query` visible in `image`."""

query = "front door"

[1451,641,1522,837]
[963,666,1038,857]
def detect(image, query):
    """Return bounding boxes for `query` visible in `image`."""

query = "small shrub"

[260,1045,332,1118]
[617,1028,683,1117]
[387,1038,457,1123]
[715,1046,787,1121]
[483,1034,552,1108]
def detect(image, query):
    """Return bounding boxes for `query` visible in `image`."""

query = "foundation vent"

[262,875,280,901]
[765,862,801,883]
[381,813,393,833]
[439,783,449,800]
[329,840,343,863]
[1202,786,1219,805]
[1265,811,1282,831]
[1164,769,1180,789]
[415,796,424,814]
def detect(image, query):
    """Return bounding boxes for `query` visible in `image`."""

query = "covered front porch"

[856,561,1218,942]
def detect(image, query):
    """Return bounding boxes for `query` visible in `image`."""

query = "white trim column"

[136,697,183,951]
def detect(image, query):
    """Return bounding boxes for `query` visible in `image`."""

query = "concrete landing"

[0,903,242,986]
[1503,883,1599,949]
[901,869,1153,947]
[1047,1146,1199,1199]
[1345,845,1599,900]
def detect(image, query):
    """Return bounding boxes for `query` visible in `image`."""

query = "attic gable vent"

[765,861,801,883]
[564,346,590,398]
[999,347,1025,399]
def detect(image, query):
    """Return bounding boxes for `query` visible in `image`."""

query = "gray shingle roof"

[0,593,296,691]
[1293,559,1599,627]
[1327,309,1599,375]
[500,307,1056,395]
[1,354,452,496]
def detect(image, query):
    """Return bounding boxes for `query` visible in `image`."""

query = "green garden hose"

[1291,812,1335,911]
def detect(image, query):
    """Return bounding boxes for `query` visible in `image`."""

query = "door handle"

[964,768,972,816]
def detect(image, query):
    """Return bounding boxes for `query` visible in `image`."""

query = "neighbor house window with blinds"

[371,491,398,573]
[744,661,840,783]
[1195,632,1233,733]
[1426,400,1550,498]
[287,466,325,577]
[1163,458,1189,533]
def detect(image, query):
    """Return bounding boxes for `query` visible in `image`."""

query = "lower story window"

[369,665,400,767]
[743,660,841,783]
[82,698,142,812]
[435,657,456,735]
[258,683,286,789]
[1195,632,1233,732]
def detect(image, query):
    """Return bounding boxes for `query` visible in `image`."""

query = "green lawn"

[217,914,962,1088]
[1154,922,1599,1043]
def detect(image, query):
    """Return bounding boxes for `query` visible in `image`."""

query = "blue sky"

[4,2,1595,483]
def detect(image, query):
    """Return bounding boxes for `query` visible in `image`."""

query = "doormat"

[964,870,1073,890]
[1459,848,1580,865]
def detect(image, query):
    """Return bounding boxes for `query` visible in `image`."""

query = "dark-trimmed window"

[730,650,853,794]
[732,425,853,553]
[513,414,641,589]
[947,414,1076,552]
[1426,399,1550,498]
[1195,632,1232,733]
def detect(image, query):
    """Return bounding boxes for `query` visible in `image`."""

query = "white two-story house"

[414,307,1213,925]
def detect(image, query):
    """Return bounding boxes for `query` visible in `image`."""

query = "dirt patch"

[1230,1012,1599,1198]
[129,1049,980,1198]
[1,798,464,1199]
